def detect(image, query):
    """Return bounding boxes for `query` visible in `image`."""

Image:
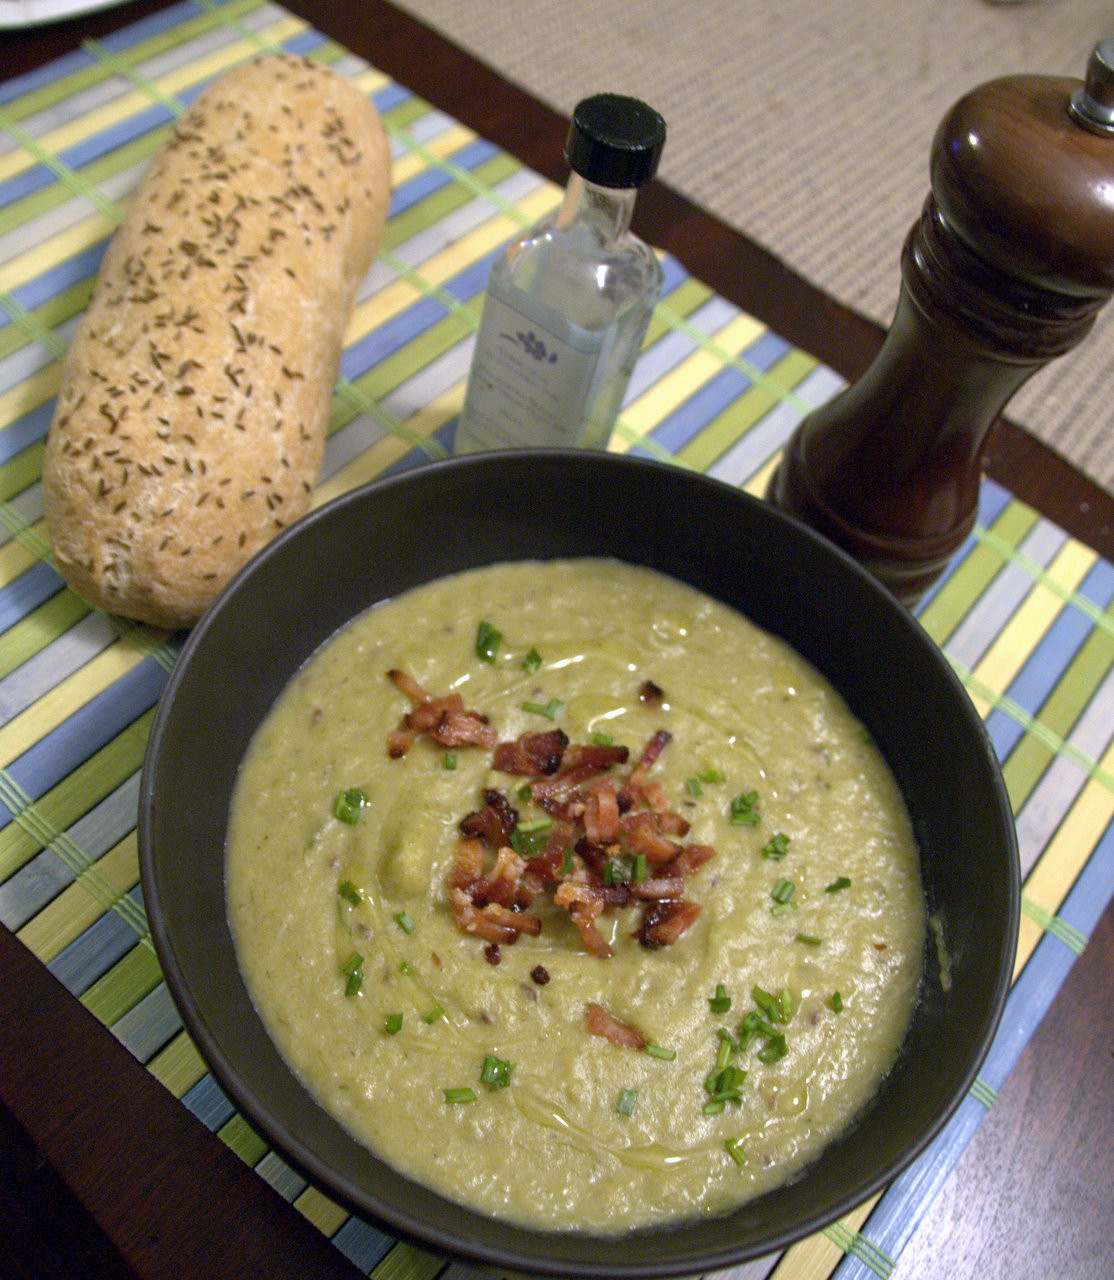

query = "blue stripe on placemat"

[47,883,146,995]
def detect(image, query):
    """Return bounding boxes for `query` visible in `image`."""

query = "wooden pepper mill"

[768,39,1114,605]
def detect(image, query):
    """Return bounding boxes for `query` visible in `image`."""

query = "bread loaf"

[43,55,392,630]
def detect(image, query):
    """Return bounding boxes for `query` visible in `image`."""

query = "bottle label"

[458,281,609,451]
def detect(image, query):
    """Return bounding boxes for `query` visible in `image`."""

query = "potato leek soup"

[225,559,924,1232]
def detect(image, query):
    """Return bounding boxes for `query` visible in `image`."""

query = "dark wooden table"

[2,2,1112,1277]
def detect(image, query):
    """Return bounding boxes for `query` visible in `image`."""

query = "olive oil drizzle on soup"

[225,559,924,1232]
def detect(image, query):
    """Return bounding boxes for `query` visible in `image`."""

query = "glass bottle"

[454,93,666,453]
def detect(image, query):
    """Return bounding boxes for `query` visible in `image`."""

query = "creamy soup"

[226,559,924,1232]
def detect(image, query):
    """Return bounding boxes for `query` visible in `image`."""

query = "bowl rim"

[138,449,1020,1277]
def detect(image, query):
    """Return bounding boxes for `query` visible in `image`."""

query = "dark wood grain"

[1,3,1113,1279]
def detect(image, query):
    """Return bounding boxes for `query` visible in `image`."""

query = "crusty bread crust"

[43,54,392,630]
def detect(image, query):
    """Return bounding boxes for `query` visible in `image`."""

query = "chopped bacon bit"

[492,729,569,777]
[621,810,683,867]
[385,668,496,756]
[585,1002,647,1050]
[531,965,550,985]
[630,729,672,785]
[582,777,621,845]
[665,843,716,878]
[460,789,519,848]
[637,900,702,949]
[484,944,501,965]
[554,875,612,957]
[639,679,665,707]
[449,887,542,944]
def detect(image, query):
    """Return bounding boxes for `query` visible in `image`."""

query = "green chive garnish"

[342,952,363,997]
[592,731,614,745]
[761,833,790,860]
[757,1034,788,1063]
[685,776,703,797]
[521,697,563,720]
[829,991,844,1014]
[825,876,852,893]
[480,1054,514,1090]
[422,1005,444,1024]
[521,647,543,674]
[394,910,415,935]
[770,878,795,904]
[443,752,457,770]
[644,1044,676,1061]
[708,983,732,1014]
[729,791,760,826]
[796,932,822,946]
[725,1137,747,1166]
[337,879,362,905]
[475,620,502,663]
[398,960,414,976]
[334,788,368,824]
[443,1087,476,1104]
[384,1013,403,1035]
[699,768,726,784]
[616,1088,638,1117]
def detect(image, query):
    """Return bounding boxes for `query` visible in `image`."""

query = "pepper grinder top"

[769,40,1114,604]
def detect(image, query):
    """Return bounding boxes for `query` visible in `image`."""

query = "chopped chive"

[334,787,368,824]
[480,1054,514,1090]
[715,1035,734,1071]
[521,647,543,674]
[394,910,415,935]
[443,752,457,770]
[632,853,648,883]
[644,1044,676,1061]
[716,1027,740,1054]
[777,988,796,1021]
[592,731,614,745]
[602,858,631,886]
[702,1097,726,1116]
[729,790,760,826]
[705,1064,746,1105]
[383,1013,403,1035]
[422,1005,445,1024]
[342,952,363,997]
[796,932,822,946]
[685,776,703,797]
[521,697,563,720]
[761,832,791,860]
[443,1087,477,1104]
[770,901,797,917]
[708,983,732,1014]
[828,991,844,1014]
[825,876,852,893]
[337,879,362,906]
[757,1034,788,1063]
[770,878,795,904]
[616,1088,638,1117]
[516,816,554,835]
[516,784,533,803]
[725,1137,747,1166]
[475,620,502,663]
[699,768,726,784]
[560,845,574,876]
[398,960,414,976]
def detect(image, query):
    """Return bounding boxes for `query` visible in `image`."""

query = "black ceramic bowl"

[138,450,1018,1278]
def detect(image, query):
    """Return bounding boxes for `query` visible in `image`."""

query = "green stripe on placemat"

[1022,896,1088,955]
[822,1220,895,1278]
[968,1076,999,1109]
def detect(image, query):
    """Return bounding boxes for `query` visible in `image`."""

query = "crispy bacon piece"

[554,876,612,958]
[639,679,665,707]
[620,810,683,868]
[450,888,542,944]
[459,789,519,848]
[386,669,497,755]
[629,729,672,785]
[637,900,702,949]
[581,777,621,845]
[492,728,569,776]
[585,1002,647,1050]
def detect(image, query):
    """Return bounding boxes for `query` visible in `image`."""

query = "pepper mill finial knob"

[768,42,1114,605]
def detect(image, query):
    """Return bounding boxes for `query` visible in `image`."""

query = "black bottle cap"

[565,93,666,189]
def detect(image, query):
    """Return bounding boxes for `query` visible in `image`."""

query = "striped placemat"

[1,3,1111,1278]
